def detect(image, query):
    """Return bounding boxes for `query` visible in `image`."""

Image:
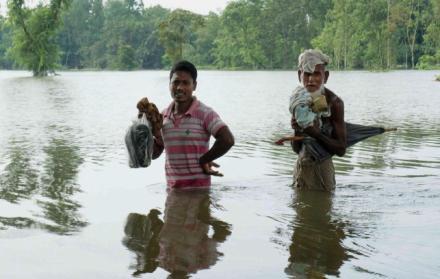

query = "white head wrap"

[298,49,330,73]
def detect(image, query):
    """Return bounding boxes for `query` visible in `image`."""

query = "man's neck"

[308,85,325,98]
[174,97,194,115]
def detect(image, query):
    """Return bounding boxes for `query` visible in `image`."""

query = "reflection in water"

[0,143,39,203]
[38,138,87,234]
[0,216,65,232]
[0,137,87,234]
[123,209,164,274]
[0,76,88,235]
[285,191,351,278]
[123,189,231,278]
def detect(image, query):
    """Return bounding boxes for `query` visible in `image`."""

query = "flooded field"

[0,70,439,278]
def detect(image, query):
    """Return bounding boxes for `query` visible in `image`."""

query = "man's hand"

[274,135,305,145]
[303,119,321,138]
[198,126,234,177]
[291,117,300,130]
[303,125,320,138]
[274,138,286,145]
[153,130,163,141]
[201,161,223,177]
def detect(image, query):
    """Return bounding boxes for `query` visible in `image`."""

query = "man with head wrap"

[290,49,347,191]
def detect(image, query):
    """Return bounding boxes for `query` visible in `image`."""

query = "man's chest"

[162,116,207,138]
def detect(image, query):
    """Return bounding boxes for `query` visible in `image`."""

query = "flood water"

[0,70,439,279]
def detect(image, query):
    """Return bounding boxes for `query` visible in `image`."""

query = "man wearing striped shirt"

[153,60,235,189]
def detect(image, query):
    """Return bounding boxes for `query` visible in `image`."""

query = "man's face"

[298,64,329,93]
[169,70,197,104]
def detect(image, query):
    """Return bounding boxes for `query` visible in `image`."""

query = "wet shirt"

[162,98,226,188]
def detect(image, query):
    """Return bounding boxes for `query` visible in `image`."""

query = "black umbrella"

[297,123,396,162]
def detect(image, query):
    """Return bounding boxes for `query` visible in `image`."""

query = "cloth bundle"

[288,86,390,162]
[136,97,163,137]
[289,86,330,129]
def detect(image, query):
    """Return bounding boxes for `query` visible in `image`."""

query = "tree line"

[0,0,439,76]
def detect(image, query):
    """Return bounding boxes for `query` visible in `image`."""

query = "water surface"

[0,70,439,278]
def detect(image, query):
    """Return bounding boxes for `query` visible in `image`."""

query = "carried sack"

[125,113,154,168]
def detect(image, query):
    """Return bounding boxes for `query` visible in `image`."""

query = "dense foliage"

[1,0,439,73]
[7,0,71,76]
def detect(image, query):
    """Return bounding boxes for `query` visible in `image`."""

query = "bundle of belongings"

[289,85,330,129]
[289,86,395,162]
[125,97,163,168]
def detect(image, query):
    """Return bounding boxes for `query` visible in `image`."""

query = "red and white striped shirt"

[162,97,226,188]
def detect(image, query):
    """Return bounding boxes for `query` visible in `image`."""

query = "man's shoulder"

[195,100,218,115]
[324,87,343,104]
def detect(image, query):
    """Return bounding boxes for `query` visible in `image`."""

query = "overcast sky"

[144,0,231,15]
[0,0,232,16]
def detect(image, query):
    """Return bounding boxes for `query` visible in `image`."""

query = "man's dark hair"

[169,60,197,82]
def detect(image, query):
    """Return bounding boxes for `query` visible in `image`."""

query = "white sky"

[0,0,232,16]
[143,0,231,15]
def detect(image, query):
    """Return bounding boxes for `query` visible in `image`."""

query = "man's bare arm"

[274,135,304,145]
[152,136,164,159]
[291,117,304,154]
[199,126,235,175]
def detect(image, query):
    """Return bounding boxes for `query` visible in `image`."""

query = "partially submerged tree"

[8,0,71,76]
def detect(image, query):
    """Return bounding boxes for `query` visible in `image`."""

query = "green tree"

[138,5,169,69]
[361,0,389,69]
[314,0,367,69]
[265,0,328,69]
[4,0,437,71]
[76,0,106,69]
[185,12,221,67]
[57,0,167,70]
[158,9,205,64]
[57,0,105,69]
[8,0,71,76]
[213,0,329,69]
[262,0,302,69]
[418,0,440,69]
[103,0,148,69]
[213,0,267,69]
[313,0,391,70]
[0,15,14,69]
[116,44,136,70]
[57,0,89,68]
[391,0,429,68]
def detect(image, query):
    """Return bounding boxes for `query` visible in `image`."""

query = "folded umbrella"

[296,123,396,162]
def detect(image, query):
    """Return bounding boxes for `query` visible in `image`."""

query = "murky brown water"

[1,70,439,278]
